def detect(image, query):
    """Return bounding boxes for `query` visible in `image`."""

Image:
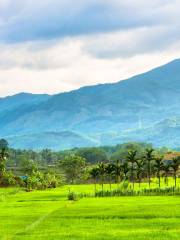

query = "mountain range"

[0,59,180,150]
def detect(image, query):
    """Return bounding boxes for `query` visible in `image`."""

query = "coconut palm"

[105,163,115,190]
[170,157,180,187]
[162,162,171,186]
[121,161,129,182]
[135,159,144,188]
[143,148,154,188]
[115,160,121,188]
[126,150,137,189]
[154,156,164,188]
[98,162,106,191]
[89,167,99,192]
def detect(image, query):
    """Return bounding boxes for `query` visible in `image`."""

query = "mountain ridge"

[0,58,180,150]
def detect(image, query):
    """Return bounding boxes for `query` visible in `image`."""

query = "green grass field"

[0,182,179,240]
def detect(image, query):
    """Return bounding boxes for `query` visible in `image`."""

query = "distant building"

[163,152,180,161]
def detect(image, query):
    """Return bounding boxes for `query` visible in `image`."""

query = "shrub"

[67,192,78,201]
[0,172,17,187]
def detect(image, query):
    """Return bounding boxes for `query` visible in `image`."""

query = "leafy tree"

[41,149,54,164]
[0,139,9,178]
[59,154,86,184]
[77,148,108,163]
[20,159,38,176]
[111,142,152,162]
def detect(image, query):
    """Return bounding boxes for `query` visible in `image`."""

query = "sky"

[0,0,180,97]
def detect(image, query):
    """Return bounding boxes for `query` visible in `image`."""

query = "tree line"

[0,139,179,191]
[89,149,179,192]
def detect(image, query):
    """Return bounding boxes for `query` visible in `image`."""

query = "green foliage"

[0,171,17,187]
[26,171,61,190]
[77,147,108,163]
[59,154,86,184]
[67,191,78,201]
[0,139,9,176]
[95,187,180,197]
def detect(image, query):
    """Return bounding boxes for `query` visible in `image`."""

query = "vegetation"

[0,139,179,192]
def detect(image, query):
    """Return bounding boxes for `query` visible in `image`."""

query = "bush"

[25,171,62,191]
[0,172,17,187]
[67,192,78,201]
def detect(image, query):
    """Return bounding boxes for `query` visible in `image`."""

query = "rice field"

[0,181,179,240]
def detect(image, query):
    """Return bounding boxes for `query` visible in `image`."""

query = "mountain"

[0,92,50,113]
[6,131,96,150]
[0,59,180,150]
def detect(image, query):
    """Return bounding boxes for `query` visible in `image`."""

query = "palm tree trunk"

[174,172,177,188]
[158,174,160,188]
[109,176,111,190]
[139,178,141,188]
[165,173,168,186]
[94,178,96,193]
[101,175,104,192]
[131,163,134,190]
[148,161,151,188]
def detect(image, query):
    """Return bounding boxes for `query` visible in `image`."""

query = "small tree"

[0,139,9,179]
[20,159,38,176]
[59,154,86,184]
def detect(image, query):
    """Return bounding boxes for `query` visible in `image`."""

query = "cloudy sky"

[0,0,180,97]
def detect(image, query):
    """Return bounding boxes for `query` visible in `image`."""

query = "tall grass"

[95,187,180,197]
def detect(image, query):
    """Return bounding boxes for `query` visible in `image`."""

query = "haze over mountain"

[0,59,180,150]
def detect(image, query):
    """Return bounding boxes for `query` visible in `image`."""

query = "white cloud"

[0,0,180,96]
[0,39,180,97]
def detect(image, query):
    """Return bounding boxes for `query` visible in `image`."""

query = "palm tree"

[154,156,164,188]
[106,163,115,190]
[135,159,144,188]
[162,161,171,186]
[143,148,154,188]
[126,150,137,189]
[121,161,129,182]
[170,157,180,187]
[115,160,121,188]
[89,167,99,192]
[98,162,106,192]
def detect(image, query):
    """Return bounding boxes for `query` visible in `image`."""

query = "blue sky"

[0,0,180,96]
